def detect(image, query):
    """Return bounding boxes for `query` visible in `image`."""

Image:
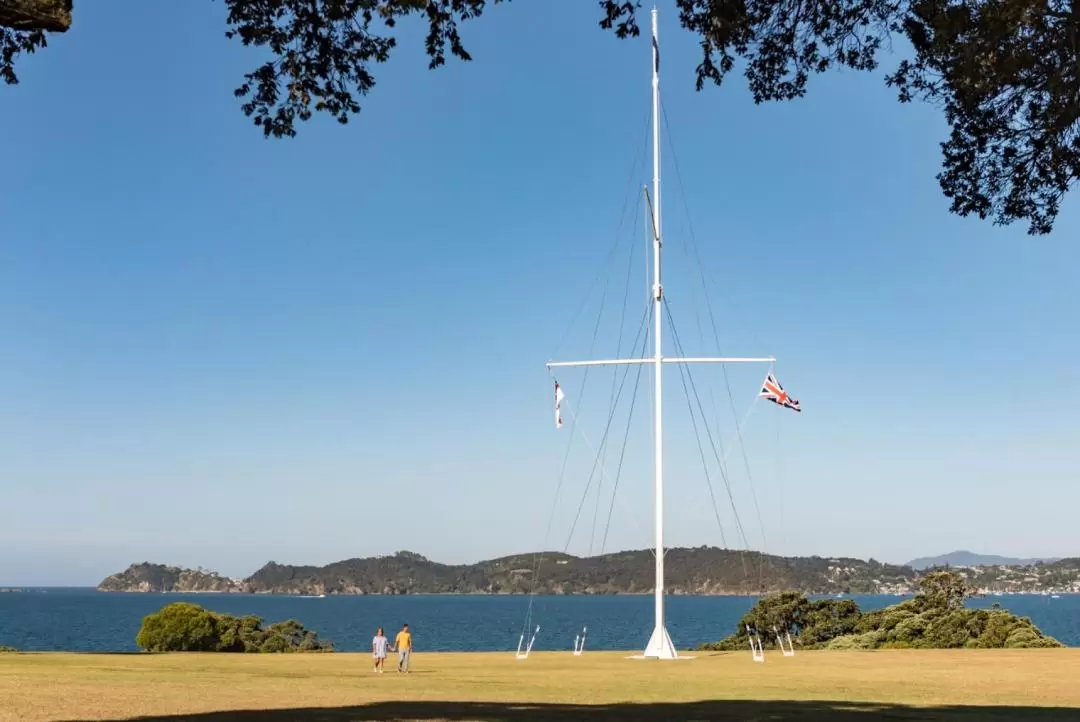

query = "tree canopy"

[135,602,334,653]
[700,570,1063,650]
[2,0,1077,234]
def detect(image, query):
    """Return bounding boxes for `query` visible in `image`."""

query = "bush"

[135,602,219,652]
[890,613,931,647]
[1004,625,1060,649]
[697,570,1063,651]
[825,631,881,650]
[0,646,17,653]
[215,613,265,652]
[136,602,334,653]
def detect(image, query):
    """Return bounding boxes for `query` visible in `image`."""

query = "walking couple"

[372,623,412,673]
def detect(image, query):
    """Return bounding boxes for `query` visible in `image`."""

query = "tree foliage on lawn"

[699,570,1063,650]
[135,602,334,653]
[2,0,1078,235]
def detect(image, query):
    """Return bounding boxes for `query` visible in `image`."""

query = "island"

[97,549,1080,596]
[98,563,245,593]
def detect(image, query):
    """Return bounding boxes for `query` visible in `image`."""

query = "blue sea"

[1,589,1077,653]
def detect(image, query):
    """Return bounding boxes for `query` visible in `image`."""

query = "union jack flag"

[760,372,801,412]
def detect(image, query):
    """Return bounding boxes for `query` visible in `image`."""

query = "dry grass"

[1,649,1079,721]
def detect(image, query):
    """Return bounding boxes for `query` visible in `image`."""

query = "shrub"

[890,613,931,647]
[0,646,17,653]
[135,602,219,652]
[136,602,333,653]
[1003,620,1062,648]
[826,631,881,650]
[257,620,328,653]
[697,571,1063,651]
[216,614,265,652]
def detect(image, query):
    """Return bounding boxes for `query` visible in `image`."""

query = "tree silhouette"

[2,0,1077,234]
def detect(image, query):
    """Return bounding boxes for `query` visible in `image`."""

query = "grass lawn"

[1,650,1079,721]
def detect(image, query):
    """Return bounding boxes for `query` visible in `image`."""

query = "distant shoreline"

[7,587,1079,598]
[6,587,912,597]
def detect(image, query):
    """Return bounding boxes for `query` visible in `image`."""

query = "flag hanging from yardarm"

[554,381,565,428]
[759,371,801,412]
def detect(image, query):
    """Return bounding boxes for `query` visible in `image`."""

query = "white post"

[527,625,539,655]
[774,626,795,657]
[643,5,677,661]
[516,625,539,660]
[748,626,765,662]
[573,626,587,656]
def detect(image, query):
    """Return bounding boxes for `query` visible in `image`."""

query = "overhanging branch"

[0,0,72,33]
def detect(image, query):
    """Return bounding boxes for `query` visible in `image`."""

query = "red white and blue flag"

[760,372,800,412]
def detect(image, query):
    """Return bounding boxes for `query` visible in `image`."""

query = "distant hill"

[98,562,243,593]
[98,548,917,596]
[906,551,1062,570]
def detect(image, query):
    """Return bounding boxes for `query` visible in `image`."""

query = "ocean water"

[0,589,1077,653]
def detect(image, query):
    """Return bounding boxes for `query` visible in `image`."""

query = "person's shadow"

[61,699,1080,721]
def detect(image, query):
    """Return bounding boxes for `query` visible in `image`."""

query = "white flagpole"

[543,5,778,662]
[642,5,677,660]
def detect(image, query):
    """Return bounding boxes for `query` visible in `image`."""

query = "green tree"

[700,585,1063,650]
[916,570,973,611]
[257,619,331,653]
[215,613,266,652]
[2,1,1078,235]
[135,602,334,653]
[702,592,862,650]
[135,602,220,652]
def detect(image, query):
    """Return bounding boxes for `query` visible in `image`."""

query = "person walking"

[372,627,389,673]
[394,623,412,673]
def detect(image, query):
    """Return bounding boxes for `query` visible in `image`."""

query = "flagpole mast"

[643,4,677,660]
[543,5,783,664]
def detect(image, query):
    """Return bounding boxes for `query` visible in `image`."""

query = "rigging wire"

[590,194,644,556]
[776,399,786,554]
[660,99,774,593]
[663,299,755,588]
[658,100,772,357]
[518,302,653,643]
[559,302,653,555]
[549,109,651,363]
[671,359,730,551]
[519,112,651,643]
[599,328,650,555]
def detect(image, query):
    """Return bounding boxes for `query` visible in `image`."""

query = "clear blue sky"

[2,1,1077,586]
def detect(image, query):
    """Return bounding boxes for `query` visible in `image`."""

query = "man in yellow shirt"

[394,623,412,673]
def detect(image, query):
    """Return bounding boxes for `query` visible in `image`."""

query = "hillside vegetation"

[700,571,1062,652]
[98,563,241,593]
[99,548,915,596]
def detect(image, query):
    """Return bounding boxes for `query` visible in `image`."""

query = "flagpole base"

[627,625,693,660]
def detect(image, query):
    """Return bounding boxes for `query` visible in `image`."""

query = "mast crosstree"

[545,7,775,660]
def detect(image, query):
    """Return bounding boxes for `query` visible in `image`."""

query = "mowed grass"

[2,650,1080,721]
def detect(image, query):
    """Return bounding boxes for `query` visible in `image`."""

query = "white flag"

[554,382,565,428]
